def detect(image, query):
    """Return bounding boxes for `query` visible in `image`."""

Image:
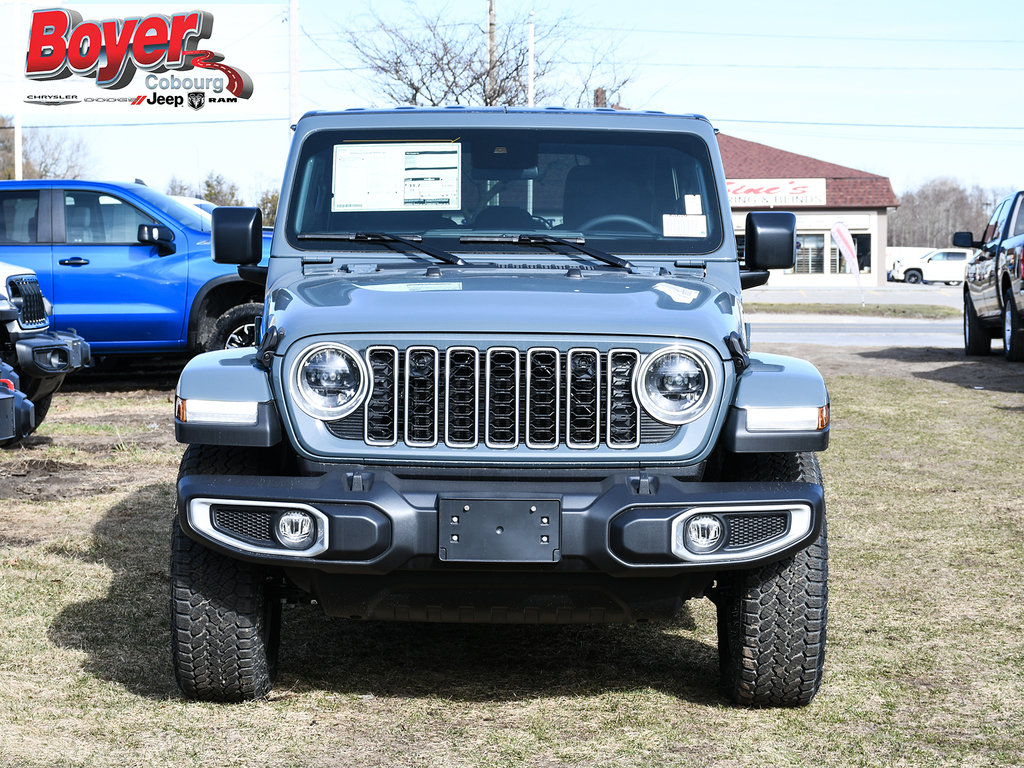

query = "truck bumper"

[176,467,825,578]
[15,331,91,401]
[0,383,35,444]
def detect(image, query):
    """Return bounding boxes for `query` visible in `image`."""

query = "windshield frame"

[284,125,725,258]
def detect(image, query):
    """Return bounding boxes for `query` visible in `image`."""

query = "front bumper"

[176,467,825,578]
[0,364,35,444]
[14,331,91,400]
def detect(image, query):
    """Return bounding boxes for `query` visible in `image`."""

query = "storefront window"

[830,233,872,273]
[793,233,825,274]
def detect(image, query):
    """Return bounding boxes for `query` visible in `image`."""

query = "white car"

[891,249,969,285]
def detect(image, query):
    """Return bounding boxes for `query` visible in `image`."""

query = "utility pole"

[487,0,496,105]
[289,0,299,127]
[527,10,534,107]
[14,1,24,179]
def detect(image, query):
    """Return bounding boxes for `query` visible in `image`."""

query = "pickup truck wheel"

[27,394,51,434]
[207,302,263,350]
[904,270,922,284]
[964,293,991,356]
[170,445,281,702]
[1002,291,1024,362]
[714,452,828,707]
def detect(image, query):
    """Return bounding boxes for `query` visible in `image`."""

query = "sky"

[2,0,1022,204]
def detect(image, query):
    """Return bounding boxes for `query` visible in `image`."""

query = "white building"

[718,135,898,287]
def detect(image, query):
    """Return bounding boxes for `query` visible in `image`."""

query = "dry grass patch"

[1,351,1023,767]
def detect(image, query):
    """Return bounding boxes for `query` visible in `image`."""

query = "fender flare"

[721,352,829,453]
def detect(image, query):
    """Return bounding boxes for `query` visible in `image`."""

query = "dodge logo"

[187,91,205,111]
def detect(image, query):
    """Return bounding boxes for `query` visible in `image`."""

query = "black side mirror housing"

[744,211,796,270]
[212,207,262,265]
[138,223,175,255]
[952,231,978,249]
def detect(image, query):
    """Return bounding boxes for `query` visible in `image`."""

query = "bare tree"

[256,188,280,227]
[889,177,1012,247]
[167,176,201,198]
[0,116,90,179]
[202,172,243,207]
[346,5,631,108]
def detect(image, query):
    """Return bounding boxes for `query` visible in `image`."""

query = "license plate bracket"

[438,498,560,563]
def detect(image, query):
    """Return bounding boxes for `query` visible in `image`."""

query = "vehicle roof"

[293,106,715,135]
[0,179,150,190]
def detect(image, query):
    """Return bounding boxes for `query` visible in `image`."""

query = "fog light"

[34,347,69,371]
[683,515,724,553]
[276,510,316,549]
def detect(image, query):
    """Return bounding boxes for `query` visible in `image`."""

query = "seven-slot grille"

[7,277,47,329]
[329,346,672,450]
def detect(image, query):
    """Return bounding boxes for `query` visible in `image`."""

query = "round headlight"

[636,347,713,424]
[292,343,368,420]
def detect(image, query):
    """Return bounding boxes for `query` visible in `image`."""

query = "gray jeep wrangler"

[0,261,90,445]
[172,108,830,706]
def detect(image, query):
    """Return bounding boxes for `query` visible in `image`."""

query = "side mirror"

[952,231,978,249]
[212,206,262,266]
[744,211,796,270]
[138,223,175,255]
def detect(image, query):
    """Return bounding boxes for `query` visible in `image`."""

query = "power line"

[574,24,1020,45]
[715,118,1024,131]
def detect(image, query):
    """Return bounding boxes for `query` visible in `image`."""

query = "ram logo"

[187,91,205,111]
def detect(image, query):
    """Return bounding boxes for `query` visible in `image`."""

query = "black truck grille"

[328,346,677,450]
[8,277,48,329]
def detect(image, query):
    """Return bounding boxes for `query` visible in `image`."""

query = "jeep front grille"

[329,346,677,450]
[7,277,48,329]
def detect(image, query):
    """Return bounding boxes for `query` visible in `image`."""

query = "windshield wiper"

[297,231,466,266]
[459,233,634,271]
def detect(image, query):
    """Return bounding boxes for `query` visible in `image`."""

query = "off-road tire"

[170,444,281,702]
[964,293,991,357]
[904,270,922,284]
[714,452,828,707]
[1002,290,1024,362]
[30,394,52,429]
[206,302,263,351]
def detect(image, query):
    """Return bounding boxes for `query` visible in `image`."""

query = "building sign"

[726,178,827,208]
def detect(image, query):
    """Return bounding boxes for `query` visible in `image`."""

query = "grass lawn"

[744,303,960,320]
[0,347,1021,767]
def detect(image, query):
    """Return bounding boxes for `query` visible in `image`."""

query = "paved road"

[745,283,962,309]
[748,314,964,348]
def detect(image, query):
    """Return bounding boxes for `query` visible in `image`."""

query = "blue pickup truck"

[0,180,270,354]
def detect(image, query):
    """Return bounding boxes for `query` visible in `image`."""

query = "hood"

[268,266,741,357]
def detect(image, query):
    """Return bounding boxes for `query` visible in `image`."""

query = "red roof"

[717,134,898,209]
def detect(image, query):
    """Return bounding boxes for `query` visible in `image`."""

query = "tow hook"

[725,332,750,373]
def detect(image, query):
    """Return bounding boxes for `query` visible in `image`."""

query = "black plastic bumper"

[0,366,35,445]
[14,331,91,401]
[176,468,825,578]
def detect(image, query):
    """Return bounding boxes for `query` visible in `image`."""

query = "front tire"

[170,445,281,702]
[1002,291,1024,362]
[206,302,263,351]
[714,452,828,707]
[904,270,922,284]
[964,293,990,357]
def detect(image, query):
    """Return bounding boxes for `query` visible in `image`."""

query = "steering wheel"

[577,214,659,234]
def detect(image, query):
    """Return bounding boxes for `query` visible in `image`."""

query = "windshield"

[286,127,723,256]
[133,185,212,232]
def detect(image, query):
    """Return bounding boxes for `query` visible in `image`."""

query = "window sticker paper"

[663,214,708,238]
[332,142,461,212]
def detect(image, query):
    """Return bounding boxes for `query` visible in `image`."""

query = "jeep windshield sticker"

[354,282,463,293]
[652,282,700,304]
[331,143,462,212]
[662,214,708,238]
